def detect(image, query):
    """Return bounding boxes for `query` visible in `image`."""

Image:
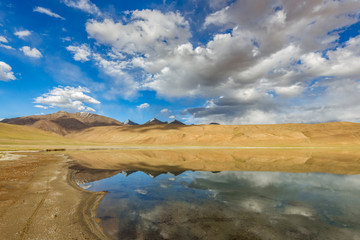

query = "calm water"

[79,170,360,240]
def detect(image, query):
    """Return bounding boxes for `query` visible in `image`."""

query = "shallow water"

[80,170,360,240]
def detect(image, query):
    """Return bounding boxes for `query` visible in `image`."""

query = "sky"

[0,0,360,124]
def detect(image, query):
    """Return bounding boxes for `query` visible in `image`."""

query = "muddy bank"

[0,151,108,240]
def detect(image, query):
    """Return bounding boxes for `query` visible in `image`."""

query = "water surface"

[79,170,360,240]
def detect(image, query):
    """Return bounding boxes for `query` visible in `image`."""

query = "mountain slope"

[0,122,79,148]
[1,111,123,135]
[67,122,360,147]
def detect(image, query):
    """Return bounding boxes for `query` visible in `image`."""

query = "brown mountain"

[67,122,360,147]
[1,111,123,135]
[167,119,185,125]
[143,118,166,125]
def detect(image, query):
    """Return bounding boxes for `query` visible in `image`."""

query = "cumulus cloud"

[68,10,190,100]
[83,1,360,124]
[300,36,360,79]
[20,46,42,58]
[33,6,65,20]
[0,61,16,81]
[66,44,91,62]
[86,10,191,55]
[34,86,100,112]
[14,30,31,39]
[137,103,150,109]
[83,9,190,99]
[63,0,101,16]
[92,53,137,99]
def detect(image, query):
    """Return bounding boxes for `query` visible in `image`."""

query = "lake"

[76,168,360,239]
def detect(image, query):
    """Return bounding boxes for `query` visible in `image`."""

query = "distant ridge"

[67,121,360,147]
[167,119,185,125]
[124,119,139,125]
[1,111,123,135]
[143,118,166,125]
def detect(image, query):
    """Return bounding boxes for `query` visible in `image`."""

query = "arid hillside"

[67,122,360,147]
[0,122,81,148]
[1,111,122,135]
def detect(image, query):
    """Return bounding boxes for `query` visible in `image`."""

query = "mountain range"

[1,111,360,147]
[1,111,186,135]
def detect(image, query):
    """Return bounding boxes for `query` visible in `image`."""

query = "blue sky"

[0,0,359,124]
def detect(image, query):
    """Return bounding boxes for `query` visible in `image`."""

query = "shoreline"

[0,151,108,240]
[67,162,109,240]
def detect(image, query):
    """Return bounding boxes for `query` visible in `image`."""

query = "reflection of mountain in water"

[72,167,121,185]
[69,149,360,175]
[73,166,188,183]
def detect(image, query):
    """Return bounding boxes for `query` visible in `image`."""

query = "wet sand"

[0,151,108,240]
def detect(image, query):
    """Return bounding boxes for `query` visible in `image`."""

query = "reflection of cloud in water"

[134,189,147,195]
[191,171,360,191]
[160,184,168,189]
[83,170,360,240]
[240,198,265,213]
[284,206,314,218]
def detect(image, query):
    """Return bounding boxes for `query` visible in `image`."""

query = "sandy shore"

[0,151,108,240]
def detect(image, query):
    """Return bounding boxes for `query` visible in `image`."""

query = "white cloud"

[14,30,31,39]
[274,84,304,98]
[0,61,16,81]
[160,108,170,113]
[63,0,101,16]
[62,37,71,42]
[34,86,100,112]
[82,1,360,124]
[137,103,150,109]
[33,6,65,20]
[34,105,48,109]
[85,9,191,100]
[300,36,360,79]
[92,53,138,99]
[20,46,42,58]
[86,10,190,55]
[0,36,8,43]
[0,43,14,50]
[169,115,176,119]
[66,44,91,62]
